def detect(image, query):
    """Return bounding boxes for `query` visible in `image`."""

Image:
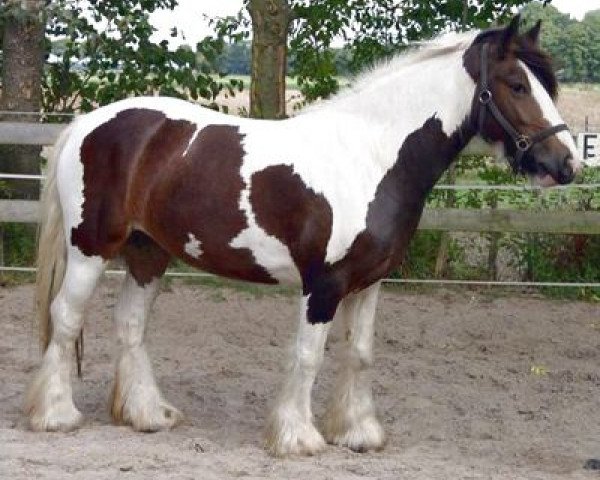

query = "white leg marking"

[111,273,182,431]
[265,296,331,456]
[25,250,106,431]
[323,282,385,452]
[184,233,203,259]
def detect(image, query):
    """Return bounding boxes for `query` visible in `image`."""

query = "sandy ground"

[1,279,600,479]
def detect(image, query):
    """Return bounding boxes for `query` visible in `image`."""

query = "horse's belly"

[147,208,301,286]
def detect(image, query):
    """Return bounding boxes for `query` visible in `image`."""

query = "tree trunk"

[0,0,45,200]
[248,0,291,119]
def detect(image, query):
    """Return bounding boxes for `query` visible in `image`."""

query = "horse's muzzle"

[534,153,576,186]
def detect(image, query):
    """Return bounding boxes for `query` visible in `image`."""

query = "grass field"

[557,83,600,130]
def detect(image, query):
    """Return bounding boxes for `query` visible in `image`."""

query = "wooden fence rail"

[0,122,66,145]
[0,122,598,235]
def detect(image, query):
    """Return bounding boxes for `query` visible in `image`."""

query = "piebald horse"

[26,17,581,456]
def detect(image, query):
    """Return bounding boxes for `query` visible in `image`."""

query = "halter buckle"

[479,89,492,105]
[516,135,532,152]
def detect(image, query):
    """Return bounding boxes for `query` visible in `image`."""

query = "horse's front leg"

[323,281,385,452]
[265,295,332,457]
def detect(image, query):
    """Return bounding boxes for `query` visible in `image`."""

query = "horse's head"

[464,15,582,186]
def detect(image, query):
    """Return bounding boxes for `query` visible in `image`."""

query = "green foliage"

[3,224,36,267]
[291,0,543,100]
[215,0,543,102]
[521,3,600,83]
[396,159,600,299]
[215,42,252,76]
[42,0,235,113]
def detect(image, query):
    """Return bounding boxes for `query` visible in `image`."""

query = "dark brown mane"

[474,28,558,99]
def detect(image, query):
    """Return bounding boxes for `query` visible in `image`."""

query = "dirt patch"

[1,279,599,479]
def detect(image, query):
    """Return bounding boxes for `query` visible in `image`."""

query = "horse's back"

[54,98,296,283]
[55,96,386,286]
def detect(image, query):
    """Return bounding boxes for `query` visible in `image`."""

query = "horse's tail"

[36,123,73,353]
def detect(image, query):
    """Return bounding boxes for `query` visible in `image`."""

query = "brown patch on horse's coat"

[71,109,276,285]
[250,165,332,293]
[149,122,277,283]
[122,231,170,286]
[71,109,179,259]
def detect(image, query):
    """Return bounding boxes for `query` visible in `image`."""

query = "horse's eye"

[510,83,528,95]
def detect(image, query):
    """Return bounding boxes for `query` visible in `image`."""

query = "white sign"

[577,133,599,166]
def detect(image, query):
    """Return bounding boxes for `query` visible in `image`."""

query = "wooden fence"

[1,122,599,235]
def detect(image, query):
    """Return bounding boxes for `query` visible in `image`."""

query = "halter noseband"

[477,43,569,171]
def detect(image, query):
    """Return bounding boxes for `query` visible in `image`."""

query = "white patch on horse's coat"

[235,115,384,265]
[520,61,582,171]
[230,186,300,284]
[184,233,203,258]
[182,127,200,157]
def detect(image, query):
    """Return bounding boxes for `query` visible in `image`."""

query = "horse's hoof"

[114,397,183,432]
[131,402,184,432]
[24,367,83,432]
[323,414,385,453]
[28,403,83,432]
[265,414,326,457]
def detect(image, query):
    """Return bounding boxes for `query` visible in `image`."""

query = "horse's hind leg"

[110,233,182,431]
[322,281,385,452]
[26,249,106,431]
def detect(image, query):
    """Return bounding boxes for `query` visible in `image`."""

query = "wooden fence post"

[434,165,457,278]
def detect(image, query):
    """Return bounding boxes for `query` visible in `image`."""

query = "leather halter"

[477,43,569,172]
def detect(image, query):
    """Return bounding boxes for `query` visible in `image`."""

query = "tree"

[0,0,45,200]
[217,0,547,116]
[43,0,239,114]
[522,3,600,83]
[582,10,600,82]
[247,0,291,119]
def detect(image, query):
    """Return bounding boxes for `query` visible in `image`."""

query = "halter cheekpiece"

[476,43,569,171]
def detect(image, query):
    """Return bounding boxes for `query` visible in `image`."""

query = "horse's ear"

[499,14,521,57]
[525,20,542,45]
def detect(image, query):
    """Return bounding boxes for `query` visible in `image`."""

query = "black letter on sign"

[583,134,596,160]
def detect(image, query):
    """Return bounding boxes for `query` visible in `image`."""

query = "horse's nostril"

[558,156,575,184]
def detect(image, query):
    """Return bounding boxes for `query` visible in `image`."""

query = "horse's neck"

[319,50,477,251]
[322,49,476,172]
